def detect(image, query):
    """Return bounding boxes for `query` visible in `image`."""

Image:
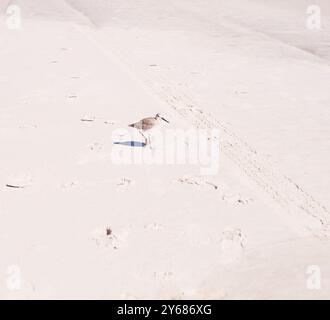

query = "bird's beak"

[161,117,169,123]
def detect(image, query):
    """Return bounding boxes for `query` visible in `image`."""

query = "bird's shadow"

[113,141,146,148]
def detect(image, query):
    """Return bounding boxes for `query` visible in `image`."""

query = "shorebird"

[128,113,169,146]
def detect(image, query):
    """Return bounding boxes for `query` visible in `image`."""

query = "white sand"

[1,0,330,299]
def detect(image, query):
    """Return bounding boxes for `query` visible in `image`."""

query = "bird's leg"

[148,134,154,150]
[139,130,148,146]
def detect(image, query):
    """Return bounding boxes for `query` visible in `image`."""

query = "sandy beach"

[1,0,330,299]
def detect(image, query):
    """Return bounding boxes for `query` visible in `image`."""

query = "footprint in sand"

[19,124,38,130]
[91,226,130,250]
[152,271,174,282]
[185,105,203,114]
[88,142,103,152]
[116,177,135,189]
[60,181,78,189]
[219,227,245,264]
[221,193,253,205]
[103,120,117,125]
[29,244,49,254]
[80,115,118,125]
[144,222,164,231]
[67,94,78,99]
[176,176,219,190]
[77,142,109,164]
[5,173,33,189]
[177,176,253,205]
[80,116,97,123]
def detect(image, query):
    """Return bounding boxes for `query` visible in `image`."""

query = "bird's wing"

[141,118,155,130]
